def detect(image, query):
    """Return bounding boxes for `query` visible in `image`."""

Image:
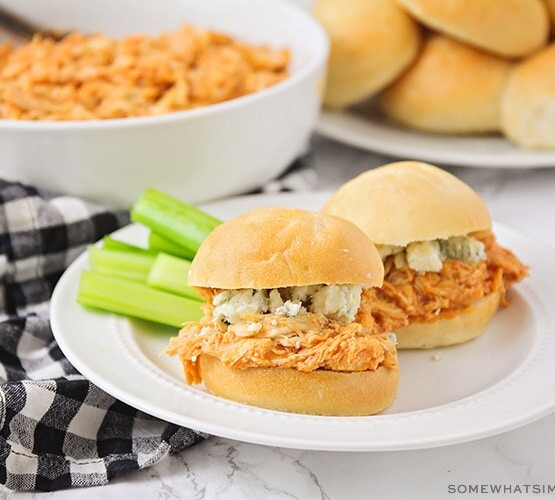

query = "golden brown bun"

[322,161,491,246]
[397,0,549,58]
[189,207,384,289]
[546,0,555,29]
[378,35,512,134]
[395,291,501,349]
[501,44,555,149]
[313,0,420,108]
[199,355,399,416]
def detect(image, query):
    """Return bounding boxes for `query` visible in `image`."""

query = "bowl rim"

[0,0,328,131]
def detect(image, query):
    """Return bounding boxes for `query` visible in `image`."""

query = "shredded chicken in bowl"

[0,23,290,120]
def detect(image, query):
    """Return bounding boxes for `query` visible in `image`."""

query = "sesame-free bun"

[395,291,501,349]
[501,44,555,150]
[188,207,384,289]
[313,0,420,108]
[322,161,491,246]
[397,0,549,58]
[378,35,512,134]
[199,355,399,416]
[546,0,555,29]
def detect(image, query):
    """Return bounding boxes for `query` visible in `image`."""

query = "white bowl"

[0,0,328,208]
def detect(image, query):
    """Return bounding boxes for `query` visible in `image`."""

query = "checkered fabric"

[0,181,204,491]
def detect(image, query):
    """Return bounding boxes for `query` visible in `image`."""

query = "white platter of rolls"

[314,0,555,167]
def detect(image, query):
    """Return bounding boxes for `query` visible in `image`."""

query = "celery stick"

[131,188,221,256]
[148,253,201,301]
[78,271,202,327]
[88,247,155,282]
[103,236,155,255]
[148,231,195,260]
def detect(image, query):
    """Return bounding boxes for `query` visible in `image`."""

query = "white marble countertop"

[3,135,555,499]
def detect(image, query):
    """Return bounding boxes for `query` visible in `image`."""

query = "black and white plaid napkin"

[0,159,313,492]
[0,182,206,491]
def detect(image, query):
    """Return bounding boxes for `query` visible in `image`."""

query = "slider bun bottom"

[198,355,399,416]
[395,291,501,349]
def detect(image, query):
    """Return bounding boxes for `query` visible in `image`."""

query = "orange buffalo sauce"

[167,312,399,385]
[359,231,528,330]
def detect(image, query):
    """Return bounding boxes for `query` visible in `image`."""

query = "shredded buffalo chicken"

[167,232,526,384]
[166,305,400,384]
[0,24,289,120]
[359,231,528,330]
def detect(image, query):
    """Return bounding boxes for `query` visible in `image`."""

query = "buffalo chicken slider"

[322,161,528,349]
[166,207,402,415]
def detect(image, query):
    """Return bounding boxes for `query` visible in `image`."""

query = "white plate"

[51,192,555,451]
[317,109,555,169]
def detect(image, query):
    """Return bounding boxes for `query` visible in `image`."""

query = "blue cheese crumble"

[376,235,486,273]
[212,284,363,325]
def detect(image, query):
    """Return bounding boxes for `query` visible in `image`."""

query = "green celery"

[149,231,196,260]
[88,246,155,282]
[78,271,202,327]
[131,188,221,256]
[148,253,201,301]
[103,236,155,255]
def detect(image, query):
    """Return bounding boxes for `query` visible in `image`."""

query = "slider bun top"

[188,207,384,290]
[322,161,491,246]
[313,0,420,108]
[397,0,549,58]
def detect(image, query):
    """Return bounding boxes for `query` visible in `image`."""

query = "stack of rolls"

[313,0,555,149]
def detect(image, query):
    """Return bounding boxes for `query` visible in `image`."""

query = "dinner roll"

[545,0,555,30]
[313,0,420,108]
[501,43,555,149]
[378,35,512,134]
[397,0,549,58]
